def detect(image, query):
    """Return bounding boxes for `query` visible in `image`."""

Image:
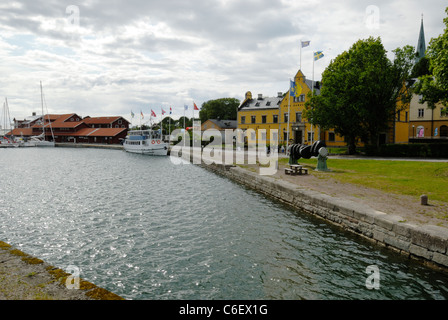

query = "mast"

[40,81,46,140]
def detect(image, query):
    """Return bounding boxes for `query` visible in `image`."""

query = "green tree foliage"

[304,37,414,154]
[414,7,448,108]
[199,98,239,123]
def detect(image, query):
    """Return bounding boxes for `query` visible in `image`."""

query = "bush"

[365,143,448,158]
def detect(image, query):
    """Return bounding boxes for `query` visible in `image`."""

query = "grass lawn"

[279,157,448,203]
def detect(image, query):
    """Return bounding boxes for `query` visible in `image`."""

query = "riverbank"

[55,143,123,150]
[194,157,448,272]
[0,241,124,300]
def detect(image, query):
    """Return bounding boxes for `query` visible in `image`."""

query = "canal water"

[1,148,447,300]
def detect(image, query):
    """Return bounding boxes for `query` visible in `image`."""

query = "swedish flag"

[314,51,324,61]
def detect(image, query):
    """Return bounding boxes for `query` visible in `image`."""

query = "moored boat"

[123,130,169,156]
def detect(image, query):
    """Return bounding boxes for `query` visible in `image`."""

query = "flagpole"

[183,105,186,147]
[287,78,291,152]
[311,55,314,144]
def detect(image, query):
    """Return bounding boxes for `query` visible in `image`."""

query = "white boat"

[123,130,169,156]
[23,133,55,147]
[25,82,55,147]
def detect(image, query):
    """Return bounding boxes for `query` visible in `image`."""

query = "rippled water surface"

[1,148,447,300]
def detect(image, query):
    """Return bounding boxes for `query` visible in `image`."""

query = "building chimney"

[32,112,36,116]
[258,94,263,100]
[278,92,283,98]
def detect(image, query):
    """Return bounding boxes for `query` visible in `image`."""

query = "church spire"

[416,14,426,62]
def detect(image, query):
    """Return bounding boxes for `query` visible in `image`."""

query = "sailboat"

[0,97,20,147]
[26,82,55,147]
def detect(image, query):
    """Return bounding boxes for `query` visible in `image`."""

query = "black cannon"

[288,140,326,165]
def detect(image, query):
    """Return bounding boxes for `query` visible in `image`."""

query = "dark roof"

[207,119,237,129]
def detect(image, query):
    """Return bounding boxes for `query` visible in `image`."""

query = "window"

[418,108,424,118]
[328,132,335,142]
[273,115,278,123]
[397,111,401,122]
[308,132,314,141]
[284,113,288,123]
[266,101,271,106]
[251,131,256,140]
[118,120,122,124]
[294,95,305,103]
[261,132,266,141]
[251,116,256,124]
[261,115,267,124]
[296,112,302,122]
[241,116,246,124]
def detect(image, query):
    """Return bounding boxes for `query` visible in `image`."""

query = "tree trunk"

[347,137,357,155]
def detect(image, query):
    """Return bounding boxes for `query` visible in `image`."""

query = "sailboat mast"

[40,81,46,140]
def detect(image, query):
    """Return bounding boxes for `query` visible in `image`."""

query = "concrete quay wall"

[201,163,448,271]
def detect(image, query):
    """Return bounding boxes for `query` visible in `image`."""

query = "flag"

[314,51,324,61]
[170,107,172,115]
[301,40,310,48]
[131,111,135,118]
[151,109,156,117]
[140,111,144,119]
[290,80,302,97]
[184,105,188,110]
[290,80,297,97]
[194,102,199,111]
[162,108,166,115]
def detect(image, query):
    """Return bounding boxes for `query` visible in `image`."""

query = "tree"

[414,7,448,108]
[199,98,239,123]
[304,37,414,154]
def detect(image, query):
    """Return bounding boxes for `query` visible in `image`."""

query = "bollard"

[420,195,428,206]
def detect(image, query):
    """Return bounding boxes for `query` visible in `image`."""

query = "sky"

[0,0,447,126]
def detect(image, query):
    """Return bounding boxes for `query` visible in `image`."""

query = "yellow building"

[238,70,323,146]
[409,94,448,140]
[237,68,417,150]
[238,69,350,148]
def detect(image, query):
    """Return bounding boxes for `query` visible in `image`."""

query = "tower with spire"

[416,14,426,62]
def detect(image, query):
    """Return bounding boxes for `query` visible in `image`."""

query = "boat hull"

[123,143,168,156]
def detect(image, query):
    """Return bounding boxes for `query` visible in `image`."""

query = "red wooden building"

[9,113,130,144]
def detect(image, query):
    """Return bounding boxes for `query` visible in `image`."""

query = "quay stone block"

[373,214,406,231]
[384,235,411,252]
[392,221,418,239]
[372,228,389,243]
[432,251,448,267]
[360,209,387,224]
[409,243,433,261]
[411,225,448,254]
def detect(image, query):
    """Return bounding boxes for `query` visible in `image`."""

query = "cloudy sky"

[0,0,446,125]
